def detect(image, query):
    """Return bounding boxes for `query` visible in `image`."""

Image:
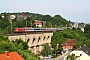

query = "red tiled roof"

[34,22,42,25]
[22,14,29,17]
[0,51,24,60]
[62,39,76,46]
[9,15,16,19]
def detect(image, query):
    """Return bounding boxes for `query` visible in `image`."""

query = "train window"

[14,28,17,30]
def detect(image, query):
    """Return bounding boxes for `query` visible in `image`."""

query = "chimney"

[5,51,10,57]
[84,44,86,46]
[86,51,88,54]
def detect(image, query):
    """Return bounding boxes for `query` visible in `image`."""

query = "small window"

[80,54,82,56]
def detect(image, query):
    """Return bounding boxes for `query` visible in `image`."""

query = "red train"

[14,28,25,33]
[14,27,53,33]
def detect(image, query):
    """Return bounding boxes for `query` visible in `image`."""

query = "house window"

[80,54,82,56]
[73,54,75,56]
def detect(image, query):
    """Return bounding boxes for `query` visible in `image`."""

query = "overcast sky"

[0,0,90,23]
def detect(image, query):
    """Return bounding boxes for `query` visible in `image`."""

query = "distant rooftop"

[62,39,76,46]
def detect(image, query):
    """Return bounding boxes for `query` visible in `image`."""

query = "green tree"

[41,43,52,56]
[66,54,76,60]
[52,29,87,50]
[84,24,90,38]
[14,39,28,50]
[0,14,2,20]
[46,22,52,27]
[53,15,69,27]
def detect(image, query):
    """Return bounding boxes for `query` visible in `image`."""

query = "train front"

[14,28,25,33]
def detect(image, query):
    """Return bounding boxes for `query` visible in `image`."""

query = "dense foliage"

[66,54,76,60]
[41,43,52,56]
[0,34,39,60]
[41,43,62,58]
[51,28,90,50]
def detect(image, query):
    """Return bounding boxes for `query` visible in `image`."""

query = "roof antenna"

[6,9,7,16]
[84,44,86,46]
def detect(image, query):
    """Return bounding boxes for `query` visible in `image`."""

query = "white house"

[64,46,90,60]
[80,27,84,32]
[34,21,43,27]
[72,22,78,28]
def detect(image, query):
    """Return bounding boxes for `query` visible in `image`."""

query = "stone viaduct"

[6,32,53,54]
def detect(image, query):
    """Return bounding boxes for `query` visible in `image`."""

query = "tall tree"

[0,14,2,20]
[41,43,52,56]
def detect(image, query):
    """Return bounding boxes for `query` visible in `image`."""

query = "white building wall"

[81,28,84,32]
[70,50,90,60]
[36,25,42,27]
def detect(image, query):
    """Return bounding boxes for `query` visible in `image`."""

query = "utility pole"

[6,9,13,33]
[31,20,32,27]
[66,24,67,28]
[25,19,28,41]
[6,9,7,16]
[10,20,12,33]
[62,24,63,28]
[26,20,27,28]
[9,15,15,33]
[9,18,12,33]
